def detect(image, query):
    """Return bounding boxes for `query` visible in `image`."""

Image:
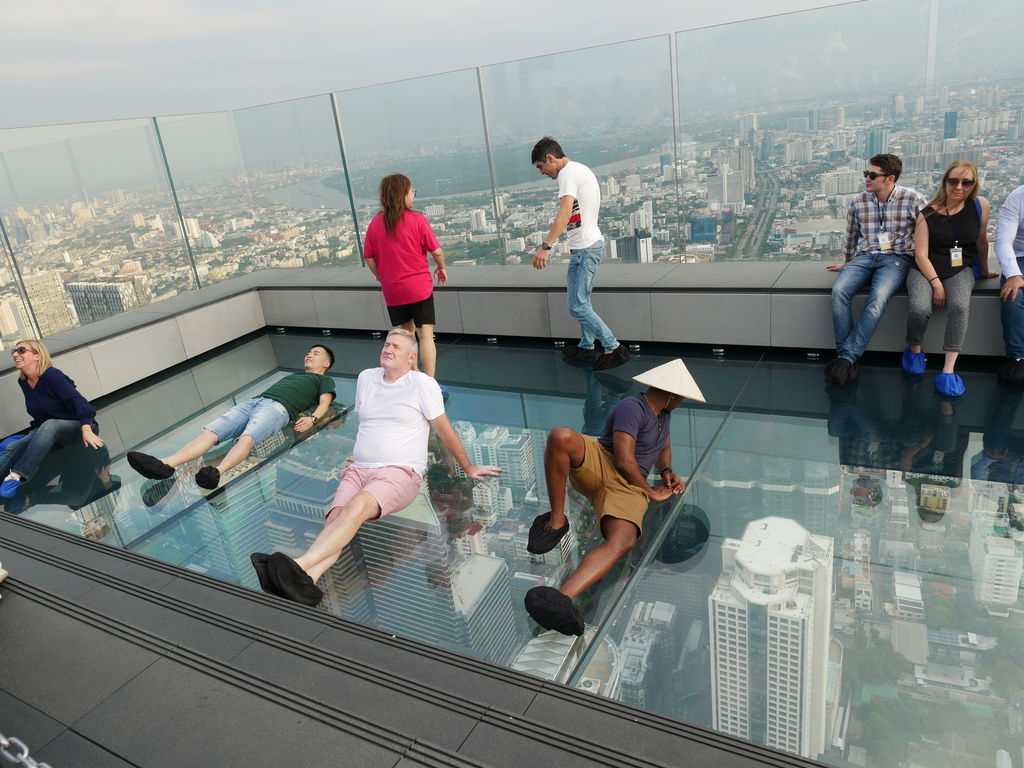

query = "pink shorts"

[329,464,422,519]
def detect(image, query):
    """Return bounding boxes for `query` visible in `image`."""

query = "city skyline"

[3,65,1022,342]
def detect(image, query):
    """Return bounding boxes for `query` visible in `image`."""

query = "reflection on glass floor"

[9,333,1024,767]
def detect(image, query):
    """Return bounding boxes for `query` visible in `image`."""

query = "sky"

[0,0,856,130]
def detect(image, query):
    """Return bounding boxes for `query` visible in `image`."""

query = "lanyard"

[874,192,891,231]
[945,204,965,246]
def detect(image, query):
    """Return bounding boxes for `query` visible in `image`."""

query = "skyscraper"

[709,517,834,759]
[270,454,374,623]
[969,499,1023,617]
[67,280,140,325]
[864,126,890,158]
[944,111,959,140]
[0,297,32,338]
[356,492,519,664]
[22,270,75,336]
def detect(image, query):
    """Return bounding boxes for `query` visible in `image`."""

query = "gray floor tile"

[0,690,65,752]
[0,593,162,725]
[0,518,68,553]
[48,540,178,590]
[525,689,761,767]
[0,548,96,602]
[458,720,633,768]
[231,641,480,750]
[76,583,255,663]
[74,657,404,768]
[158,576,325,643]
[312,627,540,715]
[34,730,137,768]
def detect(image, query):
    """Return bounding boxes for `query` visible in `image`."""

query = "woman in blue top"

[0,339,104,498]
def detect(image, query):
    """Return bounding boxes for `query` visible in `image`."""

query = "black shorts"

[387,295,436,327]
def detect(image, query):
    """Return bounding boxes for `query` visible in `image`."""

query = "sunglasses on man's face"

[10,346,31,356]
[945,177,976,188]
[863,171,890,180]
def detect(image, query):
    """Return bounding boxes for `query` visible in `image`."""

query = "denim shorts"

[204,397,290,445]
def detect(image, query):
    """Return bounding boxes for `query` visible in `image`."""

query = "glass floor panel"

[6,331,1024,767]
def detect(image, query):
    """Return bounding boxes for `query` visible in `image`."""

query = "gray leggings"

[906,267,975,351]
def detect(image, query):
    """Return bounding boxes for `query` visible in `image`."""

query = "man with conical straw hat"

[524,359,705,635]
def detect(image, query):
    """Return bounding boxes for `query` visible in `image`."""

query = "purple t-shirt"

[598,394,671,476]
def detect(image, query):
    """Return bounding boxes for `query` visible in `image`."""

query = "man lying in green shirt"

[127,345,336,490]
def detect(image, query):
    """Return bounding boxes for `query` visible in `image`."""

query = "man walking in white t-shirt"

[251,328,501,606]
[531,136,632,371]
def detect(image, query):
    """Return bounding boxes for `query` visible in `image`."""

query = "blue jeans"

[831,252,910,362]
[204,397,290,445]
[1001,256,1024,359]
[0,418,86,481]
[567,242,618,350]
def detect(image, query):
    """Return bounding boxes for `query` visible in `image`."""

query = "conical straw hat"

[632,359,706,403]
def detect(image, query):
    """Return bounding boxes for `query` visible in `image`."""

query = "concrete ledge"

[0,263,1007,437]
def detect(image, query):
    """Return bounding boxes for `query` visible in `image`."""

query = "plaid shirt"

[844,185,927,260]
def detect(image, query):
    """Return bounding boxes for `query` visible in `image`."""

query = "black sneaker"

[824,358,859,386]
[127,451,175,480]
[592,345,632,371]
[563,345,597,362]
[195,466,221,490]
[999,357,1024,383]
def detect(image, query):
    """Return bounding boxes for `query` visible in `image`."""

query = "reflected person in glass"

[364,173,448,398]
[524,359,704,635]
[995,184,1024,382]
[126,345,336,492]
[250,329,500,606]
[531,137,631,371]
[902,161,994,396]
[1,339,104,499]
[826,154,926,386]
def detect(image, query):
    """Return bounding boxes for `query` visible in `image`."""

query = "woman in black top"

[902,161,994,396]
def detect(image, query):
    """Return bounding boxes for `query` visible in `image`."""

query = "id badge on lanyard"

[878,231,892,251]
[950,245,963,267]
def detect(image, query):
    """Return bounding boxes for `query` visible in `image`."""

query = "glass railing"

[0,0,1021,340]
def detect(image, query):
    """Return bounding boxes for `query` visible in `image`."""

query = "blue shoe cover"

[902,350,926,375]
[935,373,965,397]
[0,477,22,498]
[0,434,26,452]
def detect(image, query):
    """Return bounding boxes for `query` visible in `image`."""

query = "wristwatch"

[659,467,673,476]
[540,242,552,250]
[310,415,319,424]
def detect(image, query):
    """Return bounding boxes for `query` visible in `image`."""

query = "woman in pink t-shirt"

[364,173,447,383]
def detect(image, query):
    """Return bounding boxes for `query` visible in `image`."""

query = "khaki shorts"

[569,435,650,534]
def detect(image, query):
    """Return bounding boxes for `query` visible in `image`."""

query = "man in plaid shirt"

[826,154,927,385]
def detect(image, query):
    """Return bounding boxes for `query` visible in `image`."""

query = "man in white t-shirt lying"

[251,328,501,606]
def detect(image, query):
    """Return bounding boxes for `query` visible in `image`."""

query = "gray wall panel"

[651,293,772,346]
[458,292,551,337]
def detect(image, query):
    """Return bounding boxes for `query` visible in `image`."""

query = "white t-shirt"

[352,368,445,476]
[557,160,602,250]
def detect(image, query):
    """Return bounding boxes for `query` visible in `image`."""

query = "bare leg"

[942,350,959,374]
[416,323,437,378]
[399,320,420,372]
[544,427,587,530]
[214,435,255,474]
[295,491,381,581]
[161,429,219,468]
[559,517,639,599]
[910,345,922,354]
